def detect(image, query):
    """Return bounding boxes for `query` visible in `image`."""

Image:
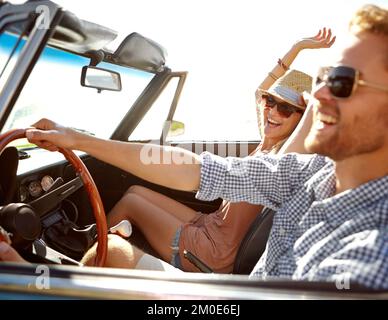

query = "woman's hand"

[295,28,336,51]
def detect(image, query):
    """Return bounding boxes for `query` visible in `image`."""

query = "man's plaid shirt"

[196,152,388,290]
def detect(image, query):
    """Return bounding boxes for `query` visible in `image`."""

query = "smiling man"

[1,4,387,290]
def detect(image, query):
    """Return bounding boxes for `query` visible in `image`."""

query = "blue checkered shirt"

[196,152,388,290]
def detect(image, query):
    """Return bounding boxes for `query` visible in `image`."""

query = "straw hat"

[258,69,313,110]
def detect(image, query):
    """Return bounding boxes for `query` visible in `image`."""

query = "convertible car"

[0,0,386,300]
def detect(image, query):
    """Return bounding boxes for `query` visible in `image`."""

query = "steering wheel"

[0,129,107,267]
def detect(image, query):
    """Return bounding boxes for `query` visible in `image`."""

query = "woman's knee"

[125,185,151,196]
[109,191,156,228]
[112,191,144,218]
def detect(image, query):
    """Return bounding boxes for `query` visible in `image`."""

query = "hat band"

[269,86,302,106]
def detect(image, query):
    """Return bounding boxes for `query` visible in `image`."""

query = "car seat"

[232,207,275,274]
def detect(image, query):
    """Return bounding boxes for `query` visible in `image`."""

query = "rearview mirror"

[81,66,122,92]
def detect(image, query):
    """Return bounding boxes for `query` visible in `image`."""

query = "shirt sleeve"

[196,151,328,211]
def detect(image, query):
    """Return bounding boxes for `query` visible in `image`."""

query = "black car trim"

[0,1,62,131]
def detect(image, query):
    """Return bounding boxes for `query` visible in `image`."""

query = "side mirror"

[167,120,185,137]
[81,66,122,92]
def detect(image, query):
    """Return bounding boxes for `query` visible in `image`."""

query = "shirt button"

[279,227,286,236]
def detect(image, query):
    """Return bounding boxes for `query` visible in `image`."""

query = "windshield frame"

[2,39,157,145]
[0,1,63,130]
[0,1,182,145]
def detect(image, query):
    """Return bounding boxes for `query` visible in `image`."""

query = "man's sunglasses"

[316,65,388,99]
[261,94,304,118]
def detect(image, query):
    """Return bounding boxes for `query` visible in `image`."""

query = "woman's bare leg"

[107,185,199,227]
[126,185,199,220]
[106,192,188,262]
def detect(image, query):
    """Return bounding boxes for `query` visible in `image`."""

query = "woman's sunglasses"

[316,65,388,99]
[261,94,304,118]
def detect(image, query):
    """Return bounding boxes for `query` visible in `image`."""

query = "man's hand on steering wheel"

[26,118,80,152]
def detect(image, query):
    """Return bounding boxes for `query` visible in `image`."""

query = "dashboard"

[0,146,81,222]
[14,148,84,204]
[0,145,98,263]
[19,174,56,202]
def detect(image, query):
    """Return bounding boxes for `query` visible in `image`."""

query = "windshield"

[0,32,155,147]
[0,27,28,93]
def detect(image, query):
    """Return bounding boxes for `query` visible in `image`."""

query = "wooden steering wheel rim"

[0,129,107,267]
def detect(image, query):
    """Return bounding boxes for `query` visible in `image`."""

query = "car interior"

[0,0,386,299]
